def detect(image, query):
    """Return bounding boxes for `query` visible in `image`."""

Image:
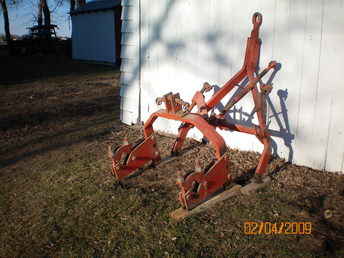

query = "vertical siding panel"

[262,0,298,161]
[216,0,263,153]
[308,0,327,170]
[139,0,149,122]
[321,0,344,172]
[140,0,166,124]
[72,12,116,63]
[309,0,339,170]
[120,0,140,125]
[289,0,324,169]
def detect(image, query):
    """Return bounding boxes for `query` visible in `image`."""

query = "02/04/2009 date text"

[244,222,312,235]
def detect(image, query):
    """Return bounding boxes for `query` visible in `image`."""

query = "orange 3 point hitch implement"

[109,13,278,210]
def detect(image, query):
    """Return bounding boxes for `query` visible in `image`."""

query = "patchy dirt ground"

[1,56,344,257]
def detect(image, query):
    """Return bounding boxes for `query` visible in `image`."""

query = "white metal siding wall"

[120,0,140,124]
[72,11,116,63]
[122,0,344,172]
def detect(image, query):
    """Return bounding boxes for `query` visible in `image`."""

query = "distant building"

[71,0,122,64]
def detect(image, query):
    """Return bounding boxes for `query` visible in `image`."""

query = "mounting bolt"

[176,171,184,184]
[108,146,114,158]
[195,159,202,173]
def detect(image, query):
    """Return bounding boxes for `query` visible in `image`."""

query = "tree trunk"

[41,0,51,40]
[0,0,11,48]
[42,0,50,27]
[37,0,43,27]
[70,0,75,13]
[76,0,85,8]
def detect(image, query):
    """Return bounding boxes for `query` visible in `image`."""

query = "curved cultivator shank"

[109,12,278,210]
[109,135,160,180]
[177,156,230,210]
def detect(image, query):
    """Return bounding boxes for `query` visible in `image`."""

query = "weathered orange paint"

[109,13,277,209]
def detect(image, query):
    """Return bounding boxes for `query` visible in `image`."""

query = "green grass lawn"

[0,56,344,257]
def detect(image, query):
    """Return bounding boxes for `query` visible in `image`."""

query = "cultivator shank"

[109,13,278,210]
[108,135,160,180]
[177,156,230,210]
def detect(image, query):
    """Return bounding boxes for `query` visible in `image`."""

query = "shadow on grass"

[0,55,118,85]
[0,126,113,169]
[0,95,118,131]
[0,63,121,170]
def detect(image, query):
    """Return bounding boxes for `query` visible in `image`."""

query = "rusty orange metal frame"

[109,12,278,210]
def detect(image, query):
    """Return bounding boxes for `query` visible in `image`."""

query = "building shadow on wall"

[211,64,295,163]
[121,2,294,163]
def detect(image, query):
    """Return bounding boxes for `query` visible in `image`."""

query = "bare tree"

[76,0,84,9]
[37,0,43,26]
[41,0,50,26]
[37,0,50,26]
[0,0,11,47]
[35,0,51,39]
[70,0,75,13]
